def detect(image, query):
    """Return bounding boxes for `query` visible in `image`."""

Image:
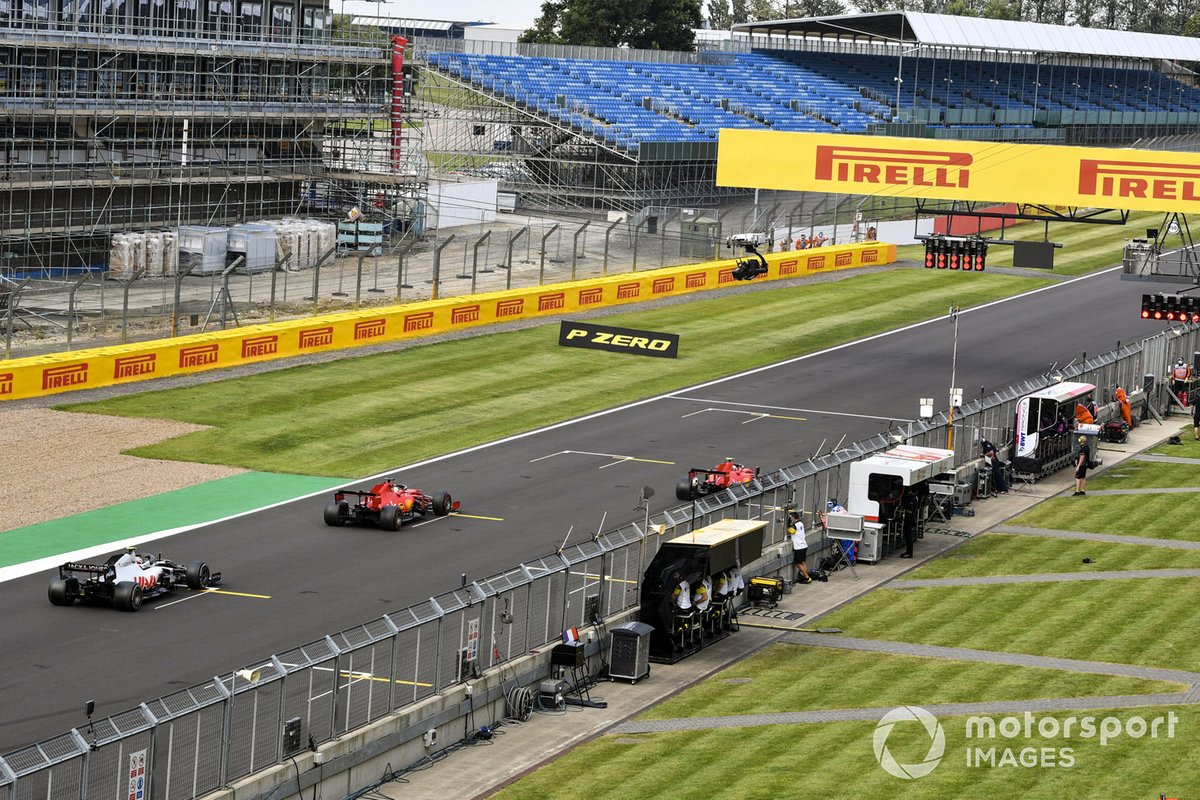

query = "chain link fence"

[2,323,1195,800]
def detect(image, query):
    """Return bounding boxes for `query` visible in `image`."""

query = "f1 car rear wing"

[60,562,112,574]
[335,490,379,500]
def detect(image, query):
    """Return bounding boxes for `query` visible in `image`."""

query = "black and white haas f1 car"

[49,548,221,612]
[323,478,459,530]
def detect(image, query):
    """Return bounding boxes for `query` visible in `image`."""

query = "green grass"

[638,645,1184,721]
[899,533,1200,580]
[1089,459,1200,490]
[59,270,1048,476]
[895,210,1162,276]
[1149,426,1200,458]
[1007,493,1200,541]
[492,707,1199,799]
[818,578,1200,671]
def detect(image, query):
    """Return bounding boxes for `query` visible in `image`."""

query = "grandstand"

[416,12,1200,213]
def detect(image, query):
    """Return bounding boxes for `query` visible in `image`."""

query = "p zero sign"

[716,130,1200,214]
[558,320,679,359]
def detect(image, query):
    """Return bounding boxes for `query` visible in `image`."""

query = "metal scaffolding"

[0,6,424,275]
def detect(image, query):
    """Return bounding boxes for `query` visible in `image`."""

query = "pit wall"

[0,243,894,401]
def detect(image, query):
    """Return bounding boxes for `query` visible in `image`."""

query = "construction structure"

[0,6,423,275]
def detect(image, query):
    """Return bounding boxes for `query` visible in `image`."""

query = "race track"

[0,267,1165,752]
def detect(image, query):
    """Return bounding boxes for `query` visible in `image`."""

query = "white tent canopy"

[734,11,1200,62]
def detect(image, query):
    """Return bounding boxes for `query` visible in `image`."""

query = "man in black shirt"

[1073,436,1090,496]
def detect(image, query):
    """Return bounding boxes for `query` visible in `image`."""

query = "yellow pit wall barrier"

[0,242,895,401]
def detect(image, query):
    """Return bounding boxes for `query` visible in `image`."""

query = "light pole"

[894,45,920,121]
[947,305,961,451]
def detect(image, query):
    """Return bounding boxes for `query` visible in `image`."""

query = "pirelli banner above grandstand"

[717,130,1200,214]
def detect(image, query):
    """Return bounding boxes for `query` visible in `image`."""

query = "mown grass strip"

[637,644,1184,721]
[60,270,1049,476]
[1008,493,1200,541]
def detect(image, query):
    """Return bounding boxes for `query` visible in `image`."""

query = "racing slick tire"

[185,560,212,590]
[48,577,78,606]
[323,501,348,527]
[379,505,401,531]
[676,478,696,502]
[114,581,144,612]
[432,492,452,516]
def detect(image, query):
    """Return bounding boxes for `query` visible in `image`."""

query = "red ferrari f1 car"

[676,458,759,501]
[49,548,220,612]
[323,478,459,530]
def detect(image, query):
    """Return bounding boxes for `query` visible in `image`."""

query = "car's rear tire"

[114,581,143,612]
[432,492,452,516]
[186,560,211,590]
[323,501,347,527]
[676,478,695,502]
[379,505,400,530]
[48,577,78,606]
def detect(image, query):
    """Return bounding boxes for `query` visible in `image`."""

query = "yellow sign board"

[717,130,1200,214]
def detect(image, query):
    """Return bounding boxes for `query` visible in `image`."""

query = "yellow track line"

[203,588,272,599]
[451,512,505,521]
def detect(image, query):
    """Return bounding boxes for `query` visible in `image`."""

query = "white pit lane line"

[674,396,909,423]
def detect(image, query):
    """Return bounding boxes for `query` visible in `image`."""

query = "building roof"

[733,11,1200,61]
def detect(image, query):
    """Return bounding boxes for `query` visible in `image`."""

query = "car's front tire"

[432,492,452,516]
[114,581,144,612]
[676,478,695,502]
[185,561,211,590]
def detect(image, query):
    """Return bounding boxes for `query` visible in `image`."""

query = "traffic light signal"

[923,237,987,272]
[1140,293,1200,322]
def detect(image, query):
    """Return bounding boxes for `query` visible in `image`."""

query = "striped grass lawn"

[1088,459,1200,490]
[60,270,1047,476]
[637,645,1184,721]
[1149,426,1200,458]
[895,209,1162,276]
[817,577,1200,672]
[492,707,1200,800]
[1007,492,1200,541]
[898,532,1200,580]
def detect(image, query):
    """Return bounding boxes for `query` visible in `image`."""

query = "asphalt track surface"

[0,267,1169,753]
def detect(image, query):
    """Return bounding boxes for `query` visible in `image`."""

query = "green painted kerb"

[0,472,341,567]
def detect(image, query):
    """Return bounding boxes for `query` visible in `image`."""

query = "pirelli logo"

[718,268,735,283]
[42,363,88,391]
[616,282,641,300]
[537,292,566,312]
[451,304,481,324]
[241,334,278,359]
[179,344,219,368]
[651,277,675,294]
[496,299,524,318]
[354,319,386,340]
[578,287,603,305]
[0,372,12,396]
[685,272,706,288]
[778,259,799,276]
[835,252,853,267]
[114,354,156,379]
[403,311,435,332]
[1078,158,1200,202]
[298,326,334,349]
[559,320,679,359]
[862,249,879,263]
[815,145,972,189]
[807,255,826,271]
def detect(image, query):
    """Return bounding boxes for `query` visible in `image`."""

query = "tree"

[981,0,1020,20]
[707,0,733,29]
[521,0,701,50]
[1184,9,1200,36]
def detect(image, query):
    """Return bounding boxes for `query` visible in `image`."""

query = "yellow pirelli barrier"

[718,130,1200,214]
[0,242,893,401]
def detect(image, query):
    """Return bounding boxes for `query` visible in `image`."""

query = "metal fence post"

[270,655,288,765]
[324,635,343,737]
[307,244,338,316]
[268,253,290,323]
[602,219,620,275]
[631,219,646,271]
[4,278,29,359]
[429,598,445,693]
[432,234,455,302]
[120,268,145,344]
[471,230,491,294]
[571,221,589,281]
[505,227,528,291]
[171,264,197,338]
[396,238,417,298]
[213,675,233,788]
[67,730,90,800]
[65,273,91,349]
[538,224,558,285]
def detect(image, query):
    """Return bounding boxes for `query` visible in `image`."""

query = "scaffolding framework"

[0,8,424,274]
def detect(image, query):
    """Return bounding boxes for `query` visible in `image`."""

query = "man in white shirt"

[788,510,812,584]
